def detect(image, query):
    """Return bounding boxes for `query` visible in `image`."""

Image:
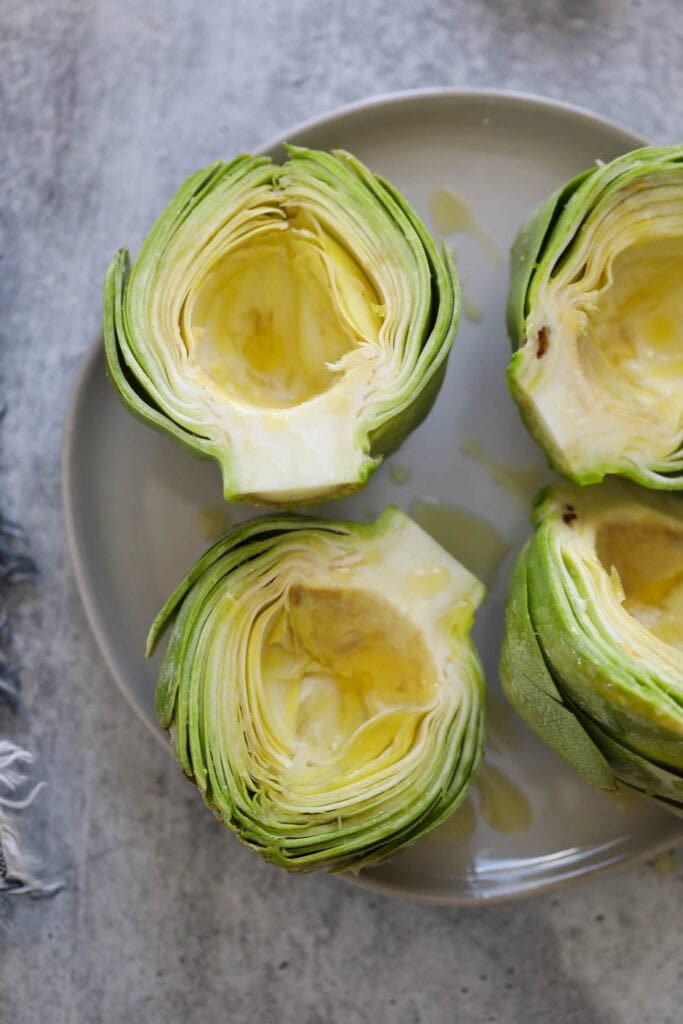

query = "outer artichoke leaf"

[150,506,487,872]
[576,708,683,812]
[367,244,458,458]
[500,549,616,789]
[104,249,218,462]
[506,166,595,345]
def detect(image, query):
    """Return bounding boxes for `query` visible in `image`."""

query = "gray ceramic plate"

[63,89,683,903]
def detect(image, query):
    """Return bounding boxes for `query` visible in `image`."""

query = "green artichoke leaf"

[506,165,595,344]
[575,707,683,814]
[527,521,683,768]
[500,480,683,811]
[507,145,683,489]
[500,551,616,790]
[104,148,459,505]
[148,506,486,872]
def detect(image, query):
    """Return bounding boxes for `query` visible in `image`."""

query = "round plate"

[63,89,683,903]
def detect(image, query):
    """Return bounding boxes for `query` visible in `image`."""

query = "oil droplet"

[426,797,477,845]
[410,497,510,587]
[462,294,483,324]
[331,565,354,581]
[404,565,451,599]
[458,435,548,506]
[389,462,412,486]
[429,187,500,263]
[196,505,233,542]
[476,763,533,834]
[486,692,521,755]
[652,850,677,875]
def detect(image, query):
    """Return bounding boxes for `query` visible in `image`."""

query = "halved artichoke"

[507,145,683,489]
[500,481,683,814]
[104,148,459,504]
[148,506,486,871]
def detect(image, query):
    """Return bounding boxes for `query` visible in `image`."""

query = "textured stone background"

[1,1,683,1022]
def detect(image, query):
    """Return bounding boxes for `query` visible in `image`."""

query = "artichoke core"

[186,223,382,409]
[262,585,437,786]
[582,238,683,420]
[596,516,683,650]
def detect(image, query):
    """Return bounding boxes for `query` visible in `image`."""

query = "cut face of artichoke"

[500,481,683,814]
[104,148,459,504]
[507,146,683,489]
[148,507,486,871]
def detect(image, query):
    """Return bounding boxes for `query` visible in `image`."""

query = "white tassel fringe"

[0,740,61,896]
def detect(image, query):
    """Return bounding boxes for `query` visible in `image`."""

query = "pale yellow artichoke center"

[581,237,683,415]
[260,584,436,786]
[596,516,683,650]
[185,226,382,408]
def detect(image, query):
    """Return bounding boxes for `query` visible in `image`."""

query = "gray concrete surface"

[1,1,683,1021]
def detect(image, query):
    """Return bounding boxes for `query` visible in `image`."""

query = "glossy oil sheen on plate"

[63,90,683,903]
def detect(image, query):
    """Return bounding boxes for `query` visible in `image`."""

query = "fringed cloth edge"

[0,741,61,895]
[0,510,61,897]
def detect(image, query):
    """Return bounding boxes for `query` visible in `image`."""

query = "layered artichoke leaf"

[105,148,459,504]
[507,145,683,489]
[148,506,486,871]
[501,480,683,813]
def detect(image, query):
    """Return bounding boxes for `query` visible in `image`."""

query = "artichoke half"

[501,481,683,814]
[507,146,683,489]
[148,507,486,871]
[104,148,459,504]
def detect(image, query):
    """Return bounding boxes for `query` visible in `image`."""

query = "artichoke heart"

[104,147,459,504]
[507,145,683,489]
[501,480,683,814]
[148,507,486,871]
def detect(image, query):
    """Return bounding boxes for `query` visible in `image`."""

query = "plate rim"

[256,84,649,159]
[63,87,683,905]
[348,829,683,905]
